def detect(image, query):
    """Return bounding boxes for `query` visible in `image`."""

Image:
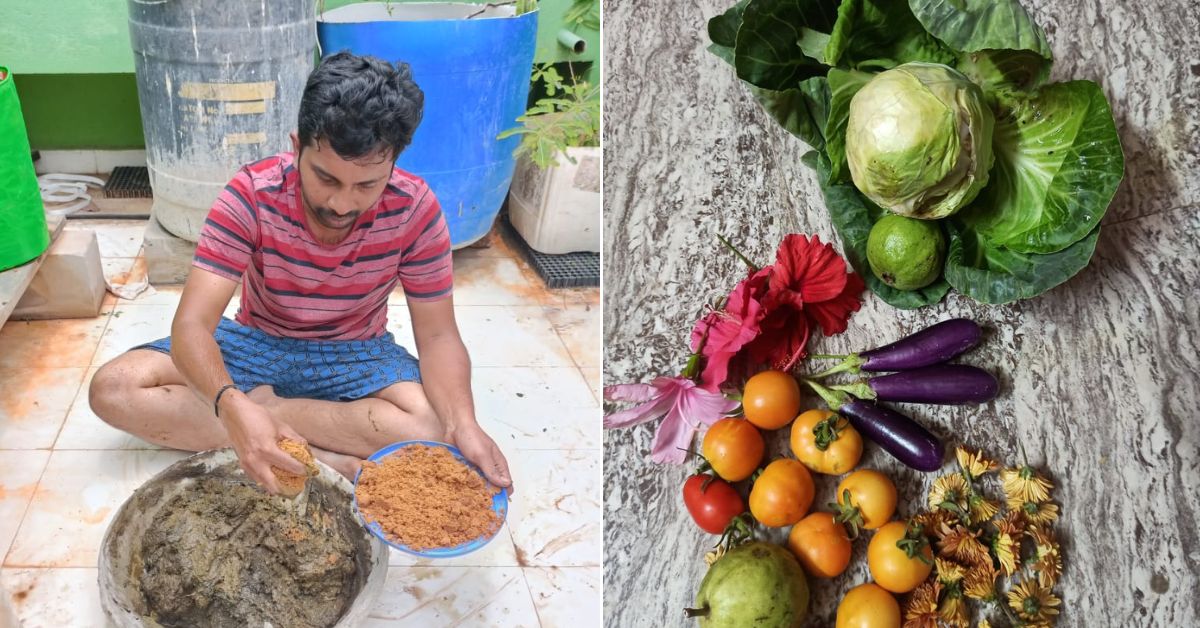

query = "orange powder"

[355,444,502,551]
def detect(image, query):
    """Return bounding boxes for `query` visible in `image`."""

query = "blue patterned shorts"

[133,318,421,401]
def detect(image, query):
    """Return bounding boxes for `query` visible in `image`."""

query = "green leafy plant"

[564,0,601,31]
[707,0,1124,308]
[499,63,600,169]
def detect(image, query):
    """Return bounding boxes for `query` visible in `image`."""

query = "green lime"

[866,214,947,290]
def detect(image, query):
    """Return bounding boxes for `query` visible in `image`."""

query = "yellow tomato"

[836,583,901,628]
[749,459,815,527]
[702,418,765,482]
[787,512,852,578]
[867,521,933,593]
[835,469,898,535]
[742,370,802,430]
[790,409,863,474]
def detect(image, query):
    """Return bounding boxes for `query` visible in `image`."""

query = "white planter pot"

[507,146,601,255]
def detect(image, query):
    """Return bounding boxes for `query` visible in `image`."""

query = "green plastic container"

[0,66,49,272]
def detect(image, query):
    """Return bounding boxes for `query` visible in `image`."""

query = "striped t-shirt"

[193,153,453,341]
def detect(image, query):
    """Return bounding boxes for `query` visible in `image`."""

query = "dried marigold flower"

[967,493,1001,525]
[929,474,971,513]
[903,580,942,628]
[1027,525,1064,587]
[993,530,1019,576]
[912,508,955,532]
[936,522,991,566]
[995,510,1026,538]
[1012,499,1060,525]
[937,592,970,628]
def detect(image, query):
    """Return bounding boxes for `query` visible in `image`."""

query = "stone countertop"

[601,0,1200,625]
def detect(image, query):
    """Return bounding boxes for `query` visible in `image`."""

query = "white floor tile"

[91,304,175,367]
[4,450,186,567]
[455,307,575,368]
[0,568,111,628]
[364,566,540,627]
[383,306,417,352]
[0,316,110,369]
[472,367,599,450]
[0,451,50,564]
[543,305,601,368]
[54,368,162,450]
[451,256,542,306]
[506,449,602,567]
[579,367,601,405]
[0,368,87,449]
[523,567,602,628]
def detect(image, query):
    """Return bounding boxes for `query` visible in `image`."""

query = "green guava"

[866,214,947,290]
[686,542,808,628]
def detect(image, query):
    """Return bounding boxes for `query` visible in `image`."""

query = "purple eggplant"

[813,319,982,376]
[806,380,944,472]
[835,365,998,405]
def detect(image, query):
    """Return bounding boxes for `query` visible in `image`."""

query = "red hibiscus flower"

[692,234,865,388]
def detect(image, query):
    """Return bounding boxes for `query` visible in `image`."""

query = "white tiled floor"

[0,220,602,627]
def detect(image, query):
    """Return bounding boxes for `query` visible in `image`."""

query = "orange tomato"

[742,370,802,430]
[790,409,863,474]
[867,521,933,593]
[835,469,898,535]
[749,459,815,527]
[836,583,901,628]
[702,418,764,482]
[787,512,852,578]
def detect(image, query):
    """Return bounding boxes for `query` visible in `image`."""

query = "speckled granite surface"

[601,0,1200,625]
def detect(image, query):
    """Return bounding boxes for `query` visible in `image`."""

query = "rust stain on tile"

[514,545,530,566]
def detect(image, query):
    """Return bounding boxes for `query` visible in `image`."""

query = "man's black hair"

[297,51,424,160]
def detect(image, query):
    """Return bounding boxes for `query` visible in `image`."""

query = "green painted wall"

[0,0,599,150]
[14,74,145,149]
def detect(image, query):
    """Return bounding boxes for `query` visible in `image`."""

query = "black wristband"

[213,383,238,418]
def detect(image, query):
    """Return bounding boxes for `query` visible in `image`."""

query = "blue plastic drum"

[353,440,509,558]
[317,3,538,247]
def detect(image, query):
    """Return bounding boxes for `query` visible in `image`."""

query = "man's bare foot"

[311,446,364,481]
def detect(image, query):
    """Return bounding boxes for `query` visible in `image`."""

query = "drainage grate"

[103,166,153,198]
[504,220,600,288]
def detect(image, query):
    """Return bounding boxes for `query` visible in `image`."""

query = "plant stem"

[829,382,876,401]
[808,354,866,378]
[802,379,851,411]
[808,353,849,360]
[715,234,759,272]
[683,606,711,618]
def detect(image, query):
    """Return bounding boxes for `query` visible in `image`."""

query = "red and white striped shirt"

[193,153,453,341]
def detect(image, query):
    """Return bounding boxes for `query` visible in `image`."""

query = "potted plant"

[500,60,601,255]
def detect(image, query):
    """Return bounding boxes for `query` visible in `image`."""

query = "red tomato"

[682,474,746,534]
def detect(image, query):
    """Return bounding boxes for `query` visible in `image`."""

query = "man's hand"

[450,423,513,494]
[219,392,308,495]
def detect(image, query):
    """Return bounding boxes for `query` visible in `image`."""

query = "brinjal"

[805,380,944,472]
[813,319,982,376]
[833,365,998,405]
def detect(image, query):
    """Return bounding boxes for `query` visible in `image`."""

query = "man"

[89,52,512,496]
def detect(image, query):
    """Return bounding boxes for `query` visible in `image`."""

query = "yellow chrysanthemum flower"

[903,580,942,628]
[993,531,1019,576]
[938,592,970,628]
[936,557,967,585]
[978,619,992,628]
[1001,464,1053,504]
[1028,525,1064,587]
[1007,578,1061,624]
[968,493,1001,525]
[963,563,998,601]
[1011,499,1060,525]
[956,446,998,479]
[929,473,971,512]
[936,523,991,566]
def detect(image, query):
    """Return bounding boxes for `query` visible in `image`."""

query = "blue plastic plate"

[353,440,508,558]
